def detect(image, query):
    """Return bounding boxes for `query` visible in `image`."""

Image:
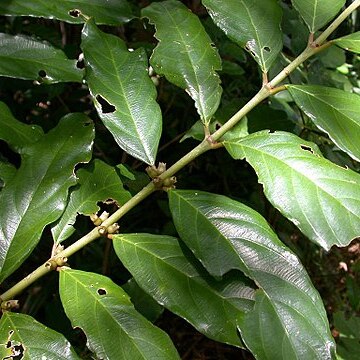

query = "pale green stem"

[1,1,359,303]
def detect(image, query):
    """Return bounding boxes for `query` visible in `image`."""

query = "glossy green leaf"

[81,20,162,165]
[142,0,222,124]
[59,268,180,360]
[123,278,164,322]
[202,0,283,73]
[51,159,131,243]
[0,33,83,84]
[333,32,360,53]
[168,189,336,358]
[287,85,360,162]
[225,131,360,250]
[0,0,133,25]
[0,312,80,360]
[291,0,345,32]
[0,114,94,283]
[0,101,43,152]
[0,161,16,189]
[113,233,255,347]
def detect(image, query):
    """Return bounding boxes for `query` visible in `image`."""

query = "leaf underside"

[333,31,360,53]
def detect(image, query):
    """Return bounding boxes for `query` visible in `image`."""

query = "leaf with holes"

[81,19,162,165]
[168,189,336,359]
[0,161,16,189]
[59,268,180,360]
[51,159,131,243]
[225,131,360,250]
[0,312,80,359]
[0,0,133,25]
[202,0,282,73]
[113,233,255,347]
[0,33,83,84]
[142,0,222,124]
[0,102,43,152]
[291,0,345,32]
[287,85,360,162]
[333,31,360,53]
[0,114,94,283]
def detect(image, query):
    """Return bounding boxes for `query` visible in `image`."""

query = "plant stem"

[1,1,359,303]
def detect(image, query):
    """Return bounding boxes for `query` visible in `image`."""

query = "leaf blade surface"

[51,159,131,243]
[0,114,94,283]
[142,0,222,124]
[202,0,283,72]
[291,0,345,32]
[0,33,83,83]
[0,0,133,25]
[59,268,180,360]
[114,233,255,347]
[168,189,336,359]
[287,85,360,162]
[81,20,162,165]
[0,312,80,360]
[225,131,360,250]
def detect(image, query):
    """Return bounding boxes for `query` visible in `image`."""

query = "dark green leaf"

[0,0,133,25]
[287,85,360,162]
[291,0,346,32]
[123,278,164,322]
[114,233,255,347]
[168,189,336,358]
[225,131,360,250]
[59,268,180,360]
[81,20,162,165]
[202,0,283,73]
[0,114,94,283]
[0,312,80,359]
[333,32,360,53]
[51,159,131,243]
[0,161,16,189]
[0,101,43,152]
[142,0,222,124]
[334,312,360,360]
[0,33,83,84]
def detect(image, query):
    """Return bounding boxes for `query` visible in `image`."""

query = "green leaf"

[291,0,346,32]
[0,33,83,84]
[0,161,16,189]
[0,312,80,360]
[122,278,164,322]
[333,32,360,53]
[59,268,180,360]
[0,0,133,25]
[81,20,162,165]
[0,101,43,152]
[51,159,131,243]
[168,189,336,359]
[202,0,283,73]
[287,85,360,162]
[334,312,360,360]
[142,0,222,124]
[113,233,255,347]
[225,131,360,250]
[0,114,94,283]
